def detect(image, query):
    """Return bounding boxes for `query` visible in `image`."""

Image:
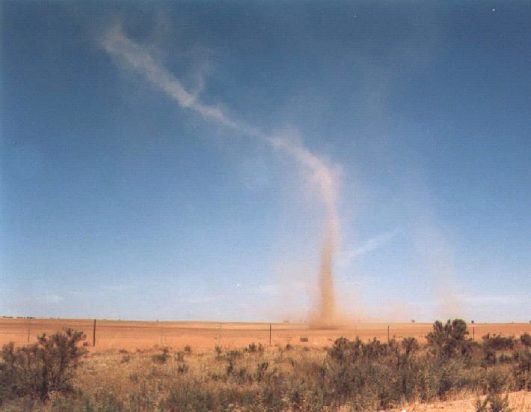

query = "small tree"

[0,328,87,402]
[426,319,471,359]
[402,337,420,358]
[520,333,531,348]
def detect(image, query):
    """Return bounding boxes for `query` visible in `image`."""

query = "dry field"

[2,317,531,351]
[2,318,531,411]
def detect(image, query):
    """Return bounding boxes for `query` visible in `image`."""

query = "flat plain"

[2,317,530,350]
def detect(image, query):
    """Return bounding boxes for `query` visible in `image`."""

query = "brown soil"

[1,318,530,352]
[387,390,531,411]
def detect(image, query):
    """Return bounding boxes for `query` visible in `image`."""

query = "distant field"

[2,317,531,350]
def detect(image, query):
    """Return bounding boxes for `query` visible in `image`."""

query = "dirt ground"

[387,391,531,412]
[1,317,530,351]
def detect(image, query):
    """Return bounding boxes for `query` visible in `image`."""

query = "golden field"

[2,317,531,351]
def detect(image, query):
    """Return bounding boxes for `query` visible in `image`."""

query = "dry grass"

[66,344,329,410]
[2,320,531,411]
[57,344,531,411]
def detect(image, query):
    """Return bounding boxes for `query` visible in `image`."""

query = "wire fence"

[1,318,308,350]
[2,317,530,351]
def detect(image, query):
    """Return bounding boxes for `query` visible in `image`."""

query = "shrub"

[328,337,363,363]
[483,334,515,351]
[245,343,264,354]
[227,349,242,360]
[483,366,512,394]
[159,384,212,411]
[255,362,270,382]
[152,347,170,364]
[435,358,466,399]
[401,337,420,358]
[513,348,531,390]
[426,319,472,359]
[326,336,425,408]
[475,393,513,412]
[0,328,87,402]
[520,333,531,347]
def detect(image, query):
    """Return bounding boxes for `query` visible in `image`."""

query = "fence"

[2,317,529,351]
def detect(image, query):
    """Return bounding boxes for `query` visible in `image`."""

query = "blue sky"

[2,1,530,322]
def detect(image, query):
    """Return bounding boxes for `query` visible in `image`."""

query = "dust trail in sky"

[102,24,341,327]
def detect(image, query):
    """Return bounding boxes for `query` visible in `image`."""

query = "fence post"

[269,323,272,346]
[93,319,97,346]
[387,325,390,343]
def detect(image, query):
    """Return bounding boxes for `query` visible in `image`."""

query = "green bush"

[0,329,87,403]
[326,336,427,408]
[483,334,515,351]
[244,343,264,354]
[401,337,419,358]
[152,347,170,364]
[512,348,531,390]
[483,366,513,394]
[520,333,531,347]
[426,319,472,359]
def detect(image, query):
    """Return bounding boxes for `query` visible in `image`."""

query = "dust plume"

[102,23,342,327]
[314,228,337,327]
[269,134,341,327]
[410,199,465,320]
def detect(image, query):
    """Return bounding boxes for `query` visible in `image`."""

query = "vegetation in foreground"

[0,320,530,411]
